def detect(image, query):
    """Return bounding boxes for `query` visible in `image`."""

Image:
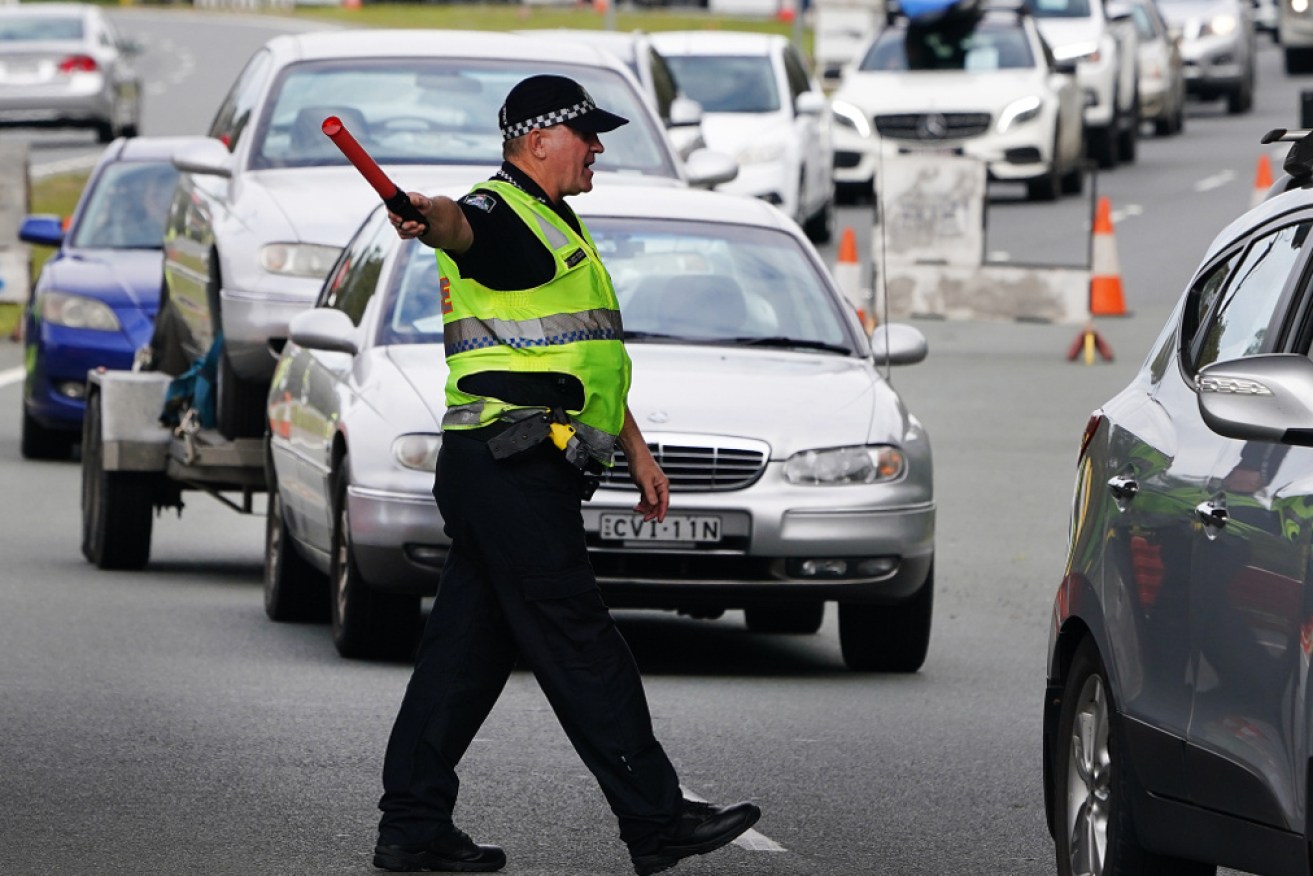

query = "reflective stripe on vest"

[444,308,623,355]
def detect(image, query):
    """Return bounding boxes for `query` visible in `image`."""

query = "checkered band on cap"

[501,96,597,141]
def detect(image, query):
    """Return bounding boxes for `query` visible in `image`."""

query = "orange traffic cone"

[834,226,873,332]
[1089,195,1128,318]
[1251,153,1274,209]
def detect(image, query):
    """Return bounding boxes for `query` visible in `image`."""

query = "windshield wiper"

[731,336,853,355]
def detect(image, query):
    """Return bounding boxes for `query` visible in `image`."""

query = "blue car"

[18,136,184,459]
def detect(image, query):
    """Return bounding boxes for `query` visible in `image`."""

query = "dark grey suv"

[1044,127,1313,876]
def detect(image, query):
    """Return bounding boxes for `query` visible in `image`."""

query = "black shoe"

[373,827,506,872]
[630,799,762,876]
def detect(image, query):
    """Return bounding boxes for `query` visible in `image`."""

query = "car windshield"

[72,161,179,250]
[0,15,84,42]
[661,55,780,113]
[1024,0,1093,17]
[379,218,853,353]
[861,22,1036,70]
[250,58,675,177]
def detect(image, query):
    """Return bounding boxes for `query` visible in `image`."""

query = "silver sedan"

[0,3,141,142]
[264,185,935,670]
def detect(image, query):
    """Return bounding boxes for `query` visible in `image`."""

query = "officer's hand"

[629,454,669,523]
[388,192,432,240]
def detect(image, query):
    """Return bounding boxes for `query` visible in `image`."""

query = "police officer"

[373,75,760,875]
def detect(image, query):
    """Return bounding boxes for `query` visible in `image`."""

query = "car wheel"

[1117,104,1138,164]
[744,602,824,634]
[1060,161,1085,196]
[80,391,153,570]
[838,563,932,672]
[1086,123,1118,171]
[94,118,115,144]
[1226,67,1254,114]
[264,475,328,623]
[329,456,420,660]
[803,197,835,244]
[1026,138,1061,202]
[21,406,75,460]
[1054,639,1217,876]
[217,346,269,440]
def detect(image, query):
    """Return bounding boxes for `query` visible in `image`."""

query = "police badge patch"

[461,193,497,213]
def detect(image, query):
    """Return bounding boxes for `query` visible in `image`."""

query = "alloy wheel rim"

[1066,673,1111,876]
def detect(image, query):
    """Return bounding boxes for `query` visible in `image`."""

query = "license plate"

[599,513,722,543]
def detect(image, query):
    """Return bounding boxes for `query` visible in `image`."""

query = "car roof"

[572,185,799,230]
[263,28,632,70]
[649,30,786,55]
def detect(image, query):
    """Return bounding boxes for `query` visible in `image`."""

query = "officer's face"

[542,124,604,197]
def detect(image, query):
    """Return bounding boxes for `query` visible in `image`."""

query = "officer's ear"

[527,127,551,160]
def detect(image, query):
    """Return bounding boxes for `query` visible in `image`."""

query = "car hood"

[384,344,893,457]
[43,249,164,311]
[1156,0,1233,23]
[835,70,1046,112]
[699,113,793,155]
[242,165,688,245]
[1032,17,1104,50]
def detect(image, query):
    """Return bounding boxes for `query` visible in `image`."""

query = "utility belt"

[474,409,604,499]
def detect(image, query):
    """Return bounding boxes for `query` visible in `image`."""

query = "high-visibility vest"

[437,179,631,464]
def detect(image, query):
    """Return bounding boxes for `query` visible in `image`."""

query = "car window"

[209,49,274,152]
[861,23,1035,71]
[1025,0,1093,17]
[0,15,84,41]
[593,218,851,349]
[1129,4,1158,39]
[663,55,780,113]
[649,49,679,122]
[381,240,444,346]
[1190,222,1313,371]
[73,161,180,250]
[321,214,393,327]
[783,45,812,100]
[249,59,673,178]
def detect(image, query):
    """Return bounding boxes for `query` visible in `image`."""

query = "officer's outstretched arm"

[619,407,669,523]
[389,192,474,254]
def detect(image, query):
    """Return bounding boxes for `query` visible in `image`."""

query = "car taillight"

[58,55,99,74]
[1078,412,1104,463]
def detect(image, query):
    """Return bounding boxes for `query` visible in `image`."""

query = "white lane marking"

[1111,203,1143,225]
[1195,170,1235,193]
[0,366,24,389]
[681,786,787,853]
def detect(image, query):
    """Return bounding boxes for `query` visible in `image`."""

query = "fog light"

[798,559,848,577]
[56,380,86,400]
[856,558,897,577]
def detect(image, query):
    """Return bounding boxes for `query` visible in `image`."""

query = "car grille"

[600,436,770,492]
[875,112,992,141]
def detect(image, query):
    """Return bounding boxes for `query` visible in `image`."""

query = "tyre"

[217,347,269,440]
[1086,123,1118,171]
[264,480,328,622]
[330,456,420,660]
[803,197,835,244]
[21,407,75,461]
[80,392,153,570]
[1226,67,1254,115]
[1117,105,1138,164]
[1053,639,1217,876]
[1026,143,1061,202]
[838,564,933,672]
[744,602,825,634]
[1060,162,1085,196]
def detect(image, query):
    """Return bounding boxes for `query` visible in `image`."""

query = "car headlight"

[831,99,873,138]
[783,445,905,485]
[997,95,1043,132]
[40,290,120,331]
[259,243,342,279]
[1054,41,1101,63]
[1295,0,1310,15]
[392,433,442,472]
[737,140,786,164]
[1202,13,1238,35]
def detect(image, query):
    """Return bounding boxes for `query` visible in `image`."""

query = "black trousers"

[377,430,681,850]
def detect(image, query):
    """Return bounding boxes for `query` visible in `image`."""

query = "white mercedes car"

[831,6,1086,202]
[265,186,934,671]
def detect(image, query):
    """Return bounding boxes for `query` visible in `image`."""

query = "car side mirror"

[172,137,234,178]
[289,308,359,356]
[870,323,928,366]
[1053,59,1078,76]
[1105,2,1133,22]
[669,95,703,128]
[684,147,739,189]
[1196,354,1313,446]
[19,214,64,248]
[796,91,827,117]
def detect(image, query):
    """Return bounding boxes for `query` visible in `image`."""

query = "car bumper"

[867,130,1056,185]
[1181,37,1247,91]
[1138,78,1172,120]
[0,76,113,125]
[347,485,449,595]
[714,160,798,221]
[221,280,321,381]
[24,310,153,430]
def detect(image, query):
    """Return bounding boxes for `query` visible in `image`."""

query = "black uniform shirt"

[449,160,585,292]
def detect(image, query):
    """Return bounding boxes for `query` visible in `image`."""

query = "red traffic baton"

[321,115,428,231]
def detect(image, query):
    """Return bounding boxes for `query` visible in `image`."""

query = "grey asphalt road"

[0,12,1303,876]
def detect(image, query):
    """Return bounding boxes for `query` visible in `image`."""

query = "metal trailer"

[80,369,265,570]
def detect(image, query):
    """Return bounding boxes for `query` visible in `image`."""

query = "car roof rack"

[1261,128,1313,191]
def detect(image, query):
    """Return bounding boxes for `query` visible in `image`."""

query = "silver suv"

[1044,127,1313,876]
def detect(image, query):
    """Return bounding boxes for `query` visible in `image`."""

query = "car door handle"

[1194,500,1229,530]
[1107,475,1139,501]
